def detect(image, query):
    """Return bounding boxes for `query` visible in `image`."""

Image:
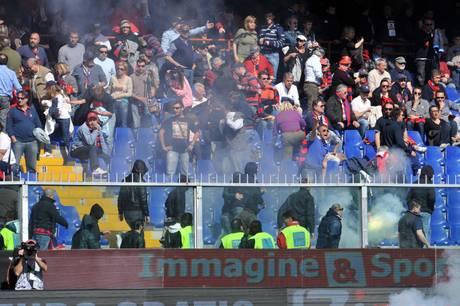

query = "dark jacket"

[325,94,357,130]
[398,210,424,248]
[316,208,342,248]
[118,161,149,217]
[29,196,68,236]
[121,230,145,248]
[165,187,188,219]
[380,120,409,153]
[407,181,435,214]
[6,106,42,142]
[277,188,315,233]
[71,214,101,249]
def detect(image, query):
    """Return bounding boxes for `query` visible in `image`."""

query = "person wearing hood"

[71,203,105,249]
[165,175,190,220]
[29,189,68,250]
[118,159,149,230]
[316,203,344,248]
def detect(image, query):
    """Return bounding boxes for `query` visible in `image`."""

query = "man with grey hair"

[29,188,69,250]
[192,82,207,108]
[275,72,300,108]
[316,203,344,248]
[325,84,360,131]
[304,48,324,111]
[368,58,391,94]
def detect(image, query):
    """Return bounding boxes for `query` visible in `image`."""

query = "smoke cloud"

[389,250,460,306]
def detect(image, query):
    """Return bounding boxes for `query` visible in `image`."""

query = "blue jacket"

[316,208,342,248]
[17,45,49,67]
[71,123,109,155]
[6,106,42,142]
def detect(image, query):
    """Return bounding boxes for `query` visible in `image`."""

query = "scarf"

[342,98,352,126]
[428,80,440,95]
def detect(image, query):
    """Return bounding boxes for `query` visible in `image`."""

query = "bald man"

[17,32,49,67]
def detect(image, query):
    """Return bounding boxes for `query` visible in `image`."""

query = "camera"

[20,241,37,258]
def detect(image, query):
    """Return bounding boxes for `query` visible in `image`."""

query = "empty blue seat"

[447,189,460,208]
[148,188,168,227]
[447,206,460,225]
[431,208,447,226]
[425,146,443,164]
[344,143,362,158]
[431,224,449,246]
[110,156,133,181]
[446,87,459,102]
[450,224,460,244]
[446,163,460,184]
[407,130,424,146]
[263,128,273,144]
[344,130,362,146]
[115,127,135,142]
[445,146,460,163]
[363,130,376,159]
[196,160,216,182]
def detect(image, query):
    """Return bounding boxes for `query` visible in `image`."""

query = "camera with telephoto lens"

[20,241,37,259]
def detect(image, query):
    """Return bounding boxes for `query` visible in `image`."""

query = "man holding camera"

[13,240,47,290]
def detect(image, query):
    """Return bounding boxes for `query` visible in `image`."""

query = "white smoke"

[389,250,460,306]
[368,192,406,246]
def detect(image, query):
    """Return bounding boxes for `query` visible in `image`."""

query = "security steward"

[277,210,311,249]
[220,218,245,249]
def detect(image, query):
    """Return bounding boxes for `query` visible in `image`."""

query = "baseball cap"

[397,73,408,81]
[296,34,307,41]
[359,85,370,93]
[358,68,368,76]
[395,56,406,64]
[45,80,57,88]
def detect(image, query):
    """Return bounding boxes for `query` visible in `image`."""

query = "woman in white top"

[41,81,74,164]
[110,61,133,127]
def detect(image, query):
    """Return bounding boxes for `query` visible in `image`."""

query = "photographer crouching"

[12,240,47,290]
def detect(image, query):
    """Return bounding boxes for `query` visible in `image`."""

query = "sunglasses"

[381,85,390,88]
[99,50,108,54]
[384,108,394,111]
[424,23,433,26]
[414,92,422,95]
[261,77,269,80]
[17,96,27,100]
[436,96,445,100]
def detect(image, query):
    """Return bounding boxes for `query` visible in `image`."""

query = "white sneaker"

[92,168,107,175]
[440,143,449,150]
[413,145,427,153]
[41,152,53,157]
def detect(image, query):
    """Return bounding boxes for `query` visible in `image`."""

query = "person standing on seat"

[316,203,343,249]
[277,210,311,249]
[219,218,245,249]
[118,160,149,230]
[239,220,275,249]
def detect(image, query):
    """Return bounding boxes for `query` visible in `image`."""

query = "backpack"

[48,97,60,120]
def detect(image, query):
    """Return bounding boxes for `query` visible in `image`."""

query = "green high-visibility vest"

[249,232,275,249]
[221,232,245,249]
[0,227,15,250]
[281,224,311,249]
[180,225,194,248]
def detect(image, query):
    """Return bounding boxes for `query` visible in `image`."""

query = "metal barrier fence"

[2,180,460,249]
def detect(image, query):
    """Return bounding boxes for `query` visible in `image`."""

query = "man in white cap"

[390,56,413,92]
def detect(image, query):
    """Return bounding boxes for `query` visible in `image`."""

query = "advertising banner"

[0,249,454,290]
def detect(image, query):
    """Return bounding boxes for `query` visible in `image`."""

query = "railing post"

[361,185,369,248]
[194,185,203,248]
[19,182,29,242]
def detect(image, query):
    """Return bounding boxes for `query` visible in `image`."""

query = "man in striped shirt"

[258,12,286,81]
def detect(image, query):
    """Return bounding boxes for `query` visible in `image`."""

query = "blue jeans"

[13,140,38,172]
[263,52,279,79]
[183,68,194,89]
[420,212,431,244]
[407,121,425,141]
[32,234,51,250]
[166,150,189,177]
[114,98,129,127]
[357,118,369,138]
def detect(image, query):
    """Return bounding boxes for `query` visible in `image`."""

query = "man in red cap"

[330,56,356,95]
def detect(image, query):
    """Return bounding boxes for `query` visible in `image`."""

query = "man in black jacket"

[165,175,189,220]
[406,165,435,242]
[398,200,430,248]
[71,204,105,249]
[121,221,145,248]
[277,178,315,234]
[325,84,360,132]
[316,203,343,248]
[118,160,149,230]
[29,189,68,250]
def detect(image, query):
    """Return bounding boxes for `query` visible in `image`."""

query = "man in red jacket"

[243,47,274,79]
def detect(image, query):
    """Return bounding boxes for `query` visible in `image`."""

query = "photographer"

[13,240,47,290]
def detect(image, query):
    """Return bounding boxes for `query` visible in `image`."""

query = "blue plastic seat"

[447,205,460,225]
[363,130,376,159]
[57,205,81,245]
[423,160,444,184]
[446,163,460,184]
[445,146,460,163]
[109,156,133,181]
[425,146,443,164]
[196,160,216,182]
[431,208,447,226]
[447,189,460,208]
[450,224,460,244]
[431,224,450,246]
[278,160,298,183]
[407,130,424,146]
[446,87,459,102]
[263,128,273,144]
[148,188,168,227]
